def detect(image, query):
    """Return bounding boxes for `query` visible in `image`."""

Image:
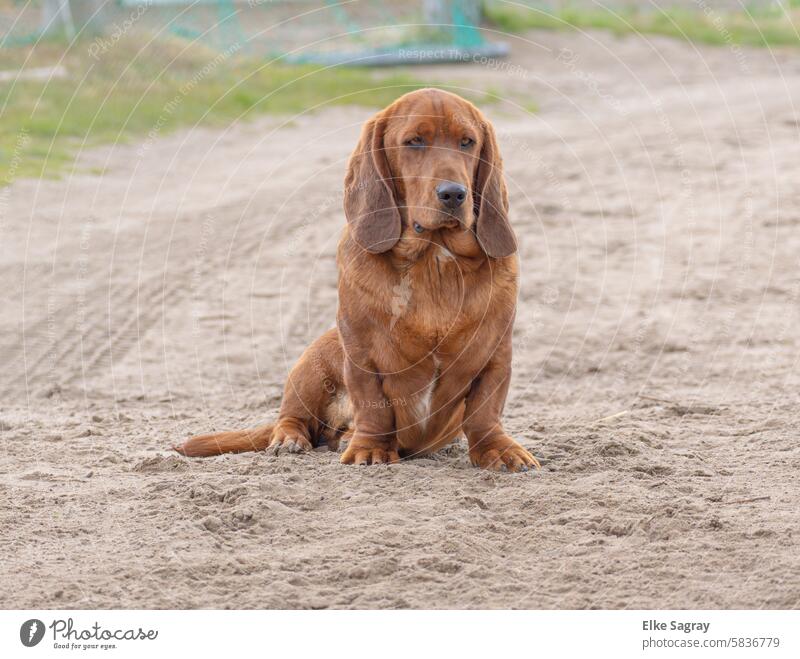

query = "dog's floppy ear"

[343,115,401,254]
[474,118,517,258]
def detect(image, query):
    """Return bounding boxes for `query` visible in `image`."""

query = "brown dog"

[175,88,539,472]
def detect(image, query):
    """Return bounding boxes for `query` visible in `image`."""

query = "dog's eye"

[460,137,475,149]
[405,136,424,148]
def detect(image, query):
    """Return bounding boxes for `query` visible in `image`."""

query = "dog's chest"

[382,251,516,429]
[389,323,492,422]
[411,355,440,432]
[391,251,491,341]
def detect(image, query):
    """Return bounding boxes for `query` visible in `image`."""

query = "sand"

[1,29,799,609]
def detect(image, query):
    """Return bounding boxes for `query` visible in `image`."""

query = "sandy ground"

[2,29,800,609]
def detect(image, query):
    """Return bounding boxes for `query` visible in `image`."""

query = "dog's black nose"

[436,181,467,209]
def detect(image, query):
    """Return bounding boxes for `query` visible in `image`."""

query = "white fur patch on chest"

[437,246,455,262]
[413,356,440,432]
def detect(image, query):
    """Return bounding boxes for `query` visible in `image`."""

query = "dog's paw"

[268,428,313,455]
[340,435,400,466]
[469,436,540,473]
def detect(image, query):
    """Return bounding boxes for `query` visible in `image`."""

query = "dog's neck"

[390,223,485,267]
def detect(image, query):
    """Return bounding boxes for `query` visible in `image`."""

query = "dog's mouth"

[413,219,461,233]
[412,212,464,233]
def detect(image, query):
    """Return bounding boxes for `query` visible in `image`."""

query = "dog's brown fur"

[174,88,539,472]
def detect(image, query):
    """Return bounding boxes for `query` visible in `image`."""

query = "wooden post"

[40,0,76,38]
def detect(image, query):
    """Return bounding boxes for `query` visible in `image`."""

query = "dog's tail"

[173,424,274,457]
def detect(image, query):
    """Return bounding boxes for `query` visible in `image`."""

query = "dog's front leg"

[338,337,400,466]
[462,337,540,473]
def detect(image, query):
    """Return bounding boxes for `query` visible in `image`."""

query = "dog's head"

[344,88,516,258]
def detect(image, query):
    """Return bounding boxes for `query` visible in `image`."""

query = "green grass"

[0,38,429,184]
[484,2,800,48]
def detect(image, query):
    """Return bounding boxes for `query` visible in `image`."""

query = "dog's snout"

[436,181,467,209]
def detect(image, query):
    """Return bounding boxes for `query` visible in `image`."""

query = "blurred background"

[2,0,799,182]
